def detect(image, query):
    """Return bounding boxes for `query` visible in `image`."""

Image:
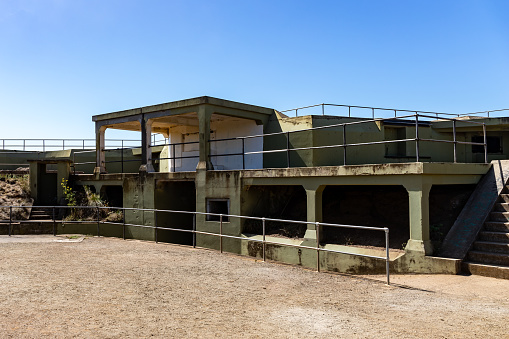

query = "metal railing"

[130,113,489,172]
[0,205,391,284]
[280,103,509,119]
[0,138,143,152]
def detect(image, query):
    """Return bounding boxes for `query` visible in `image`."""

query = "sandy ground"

[1,236,509,338]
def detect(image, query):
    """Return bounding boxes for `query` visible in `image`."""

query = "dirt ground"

[1,236,509,338]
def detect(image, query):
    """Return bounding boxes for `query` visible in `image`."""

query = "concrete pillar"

[139,116,155,172]
[196,105,214,170]
[56,162,71,203]
[28,162,38,203]
[403,181,433,255]
[94,125,107,174]
[303,184,325,241]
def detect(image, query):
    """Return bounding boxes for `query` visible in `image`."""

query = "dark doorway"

[242,185,307,238]
[322,185,409,249]
[154,180,196,245]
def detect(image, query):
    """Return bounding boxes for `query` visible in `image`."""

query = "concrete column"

[403,181,433,255]
[303,184,325,241]
[56,162,71,203]
[196,105,214,170]
[28,162,38,203]
[94,125,107,174]
[139,116,155,172]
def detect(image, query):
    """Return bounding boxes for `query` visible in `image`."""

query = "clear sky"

[1,0,508,140]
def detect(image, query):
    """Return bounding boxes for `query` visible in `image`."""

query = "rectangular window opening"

[472,136,502,154]
[206,198,230,222]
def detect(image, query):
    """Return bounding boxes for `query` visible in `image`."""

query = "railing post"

[348,106,351,117]
[453,119,457,163]
[295,109,298,117]
[316,222,320,272]
[219,214,223,253]
[121,140,124,174]
[43,139,45,152]
[122,208,126,240]
[23,140,25,151]
[385,228,390,285]
[322,104,325,116]
[415,114,420,162]
[9,206,12,237]
[172,143,176,172]
[83,139,85,150]
[342,124,347,166]
[154,210,158,243]
[52,206,56,236]
[96,206,100,237]
[372,108,375,119]
[483,123,488,163]
[262,217,266,262]
[394,110,397,118]
[286,132,291,168]
[192,213,196,248]
[62,140,65,150]
[241,138,245,170]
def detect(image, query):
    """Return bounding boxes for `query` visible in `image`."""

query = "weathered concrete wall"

[195,169,243,252]
[123,173,155,241]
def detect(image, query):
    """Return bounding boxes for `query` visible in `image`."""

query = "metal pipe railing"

[0,204,391,285]
[145,113,487,172]
[280,103,509,119]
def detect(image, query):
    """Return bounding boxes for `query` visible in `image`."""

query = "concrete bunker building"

[23,96,509,277]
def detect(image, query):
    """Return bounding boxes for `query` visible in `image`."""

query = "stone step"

[499,194,509,203]
[478,231,509,242]
[473,241,509,254]
[489,212,509,222]
[467,250,509,266]
[484,221,509,232]
[462,262,509,280]
[494,203,509,212]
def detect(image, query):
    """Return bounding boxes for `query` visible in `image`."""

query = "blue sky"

[1,0,508,140]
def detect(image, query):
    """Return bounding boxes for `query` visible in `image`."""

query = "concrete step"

[462,261,509,279]
[499,194,509,203]
[467,250,509,266]
[484,221,509,232]
[478,231,509,242]
[29,208,54,221]
[489,212,509,222]
[473,241,509,254]
[494,203,509,212]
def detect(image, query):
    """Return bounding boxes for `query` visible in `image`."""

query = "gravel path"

[0,236,508,338]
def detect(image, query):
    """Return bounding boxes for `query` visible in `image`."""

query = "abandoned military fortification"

[3,96,509,279]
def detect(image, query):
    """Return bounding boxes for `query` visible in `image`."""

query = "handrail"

[152,113,488,170]
[0,204,391,284]
[0,138,141,152]
[280,103,509,119]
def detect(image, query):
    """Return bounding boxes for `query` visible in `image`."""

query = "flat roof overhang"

[431,117,509,132]
[241,162,490,186]
[92,96,276,132]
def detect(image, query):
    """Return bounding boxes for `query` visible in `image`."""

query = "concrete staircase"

[462,190,509,279]
[29,207,54,221]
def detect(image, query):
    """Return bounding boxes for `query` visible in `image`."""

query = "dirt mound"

[0,175,32,220]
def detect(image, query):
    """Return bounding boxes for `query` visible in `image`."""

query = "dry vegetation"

[0,174,32,220]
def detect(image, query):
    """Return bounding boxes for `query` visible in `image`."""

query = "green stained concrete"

[13,97,509,275]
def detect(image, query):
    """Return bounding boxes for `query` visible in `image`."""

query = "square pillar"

[56,161,71,203]
[403,181,433,255]
[139,116,155,172]
[303,184,325,241]
[196,105,214,170]
[94,125,107,174]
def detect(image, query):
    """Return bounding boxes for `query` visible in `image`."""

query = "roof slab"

[92,96,275,131]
